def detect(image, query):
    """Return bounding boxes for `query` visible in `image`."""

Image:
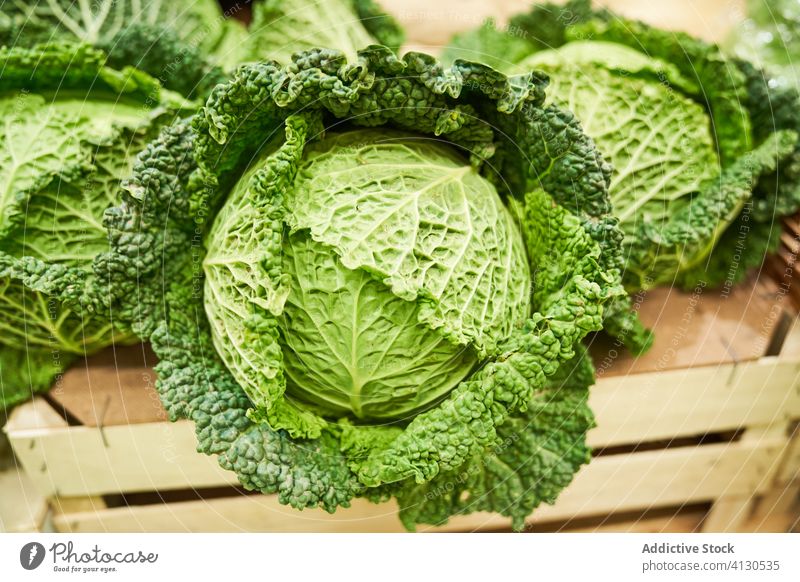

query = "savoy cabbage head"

[0,43,193,408]
[205,129,531,424]
[445,0,800,292]
[102,47,629,529]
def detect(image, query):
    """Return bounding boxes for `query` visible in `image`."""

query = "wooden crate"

[4,275,800,532]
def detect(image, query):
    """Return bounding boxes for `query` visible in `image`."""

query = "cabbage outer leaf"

[0,346,72,411]
[354,187,619,486]
[390,345,595,531]
[0,0,244,64]
[0,0,242,96]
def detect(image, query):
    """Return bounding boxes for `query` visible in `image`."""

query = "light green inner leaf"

[518,41,720,242]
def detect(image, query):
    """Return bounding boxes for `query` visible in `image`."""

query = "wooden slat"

[5,397,68,432]
[53,499,711,534]
[52,497,107,515]
[781,231,800,256]
[775,426,800,486]
[701,496,753,532]
[7,407,236,498]
[588,359,800,446]
[780,317,800,358]
[745,487,800,533]
[51,437,787,532]
[701,425,790,532]
[563,509,707,533]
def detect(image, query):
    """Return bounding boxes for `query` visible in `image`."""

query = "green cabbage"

[205,130,530,422]
[445,0,800,293]
[0,43,193,409]
[102,48,627,529]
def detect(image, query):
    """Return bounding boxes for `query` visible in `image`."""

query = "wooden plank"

[776,428,800,486]
[0,467,47,532]
[51,497,107,515]
[7,412,237,498]
[51,437,787,532]
[781,231,800,257]
[702,496,753,532]
[54,493,797,534]
[5,397,68,432]
[589,360,800,446]
[780,317,800,358]
[53,500,709,534]
[5,398,70,499]
[563,509,706,533]
[701,426,790,532]
[744,487,800,533]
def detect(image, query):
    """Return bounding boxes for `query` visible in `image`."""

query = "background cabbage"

[0,0,242,96]
[0,0,404,97]
[445,0,800,292]
[0,43,193,408]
